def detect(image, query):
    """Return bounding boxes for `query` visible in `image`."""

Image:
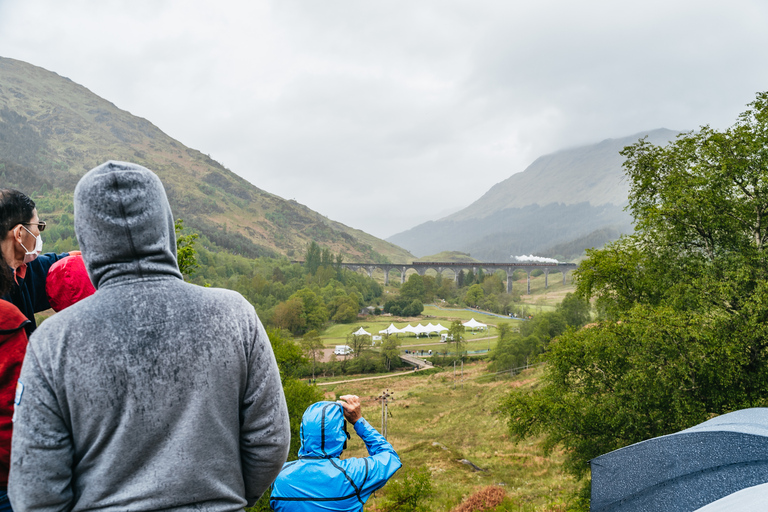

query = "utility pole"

[453,361,456,389]
[461,360,464,389]
[377,389,393,439]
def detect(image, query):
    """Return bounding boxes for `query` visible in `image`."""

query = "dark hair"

[0,265,12,296]
[0,189,36,236]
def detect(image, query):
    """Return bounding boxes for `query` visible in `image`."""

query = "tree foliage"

[174,218,199,279]
[502,92,768,500]
[379,466,433,512]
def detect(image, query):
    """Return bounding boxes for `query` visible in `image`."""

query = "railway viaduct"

[338,261,578,295]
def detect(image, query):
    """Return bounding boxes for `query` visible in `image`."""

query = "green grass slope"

[324,363,576,511]
[0,56,413,263]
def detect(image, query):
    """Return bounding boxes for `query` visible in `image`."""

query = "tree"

[557,292,591,327]
[465,284,484,307]
[305,241,321,275]
[448,320,465,357]
[301,330,325,381]
[273,297,306,335]
[400,274,426,302]
[174,219,199,279]
[502,92,768,502]
[402,299,424,317]
[290,288,328,333]
[381,336,401,371]
[347,333,369,359]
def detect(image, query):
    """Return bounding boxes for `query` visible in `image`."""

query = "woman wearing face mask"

[0,189,70,337]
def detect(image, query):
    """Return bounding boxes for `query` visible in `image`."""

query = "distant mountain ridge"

[388,129,680,260]
[0,57,413,263]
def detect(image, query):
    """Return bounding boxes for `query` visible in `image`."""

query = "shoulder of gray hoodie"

[8,161,290,512]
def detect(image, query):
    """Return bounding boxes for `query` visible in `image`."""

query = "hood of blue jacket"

[298,401,348,459]
[74,161,182,289]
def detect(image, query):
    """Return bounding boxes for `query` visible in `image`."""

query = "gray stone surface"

[590,408,768,512]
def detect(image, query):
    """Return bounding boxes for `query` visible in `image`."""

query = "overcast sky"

[1,1,767,238]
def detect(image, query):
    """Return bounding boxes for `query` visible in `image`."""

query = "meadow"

[323,362,577,511]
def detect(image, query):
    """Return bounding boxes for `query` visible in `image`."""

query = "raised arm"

[339,395,402,492]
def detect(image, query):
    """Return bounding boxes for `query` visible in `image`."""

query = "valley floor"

[321,362,578,511]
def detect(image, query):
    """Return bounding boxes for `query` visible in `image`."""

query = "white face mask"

[20,225,43,264]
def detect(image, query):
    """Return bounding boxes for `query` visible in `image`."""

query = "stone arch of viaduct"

[340,261,578,295]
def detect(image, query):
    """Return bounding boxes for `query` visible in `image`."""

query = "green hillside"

[415,251,481,263]
[0,57,413,263]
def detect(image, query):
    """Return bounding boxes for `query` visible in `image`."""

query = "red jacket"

[0,300,29,485]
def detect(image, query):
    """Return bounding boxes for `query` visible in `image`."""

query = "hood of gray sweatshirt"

[9,161,290,512]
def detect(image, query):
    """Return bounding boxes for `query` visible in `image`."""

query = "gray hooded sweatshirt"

[8,161,290,511]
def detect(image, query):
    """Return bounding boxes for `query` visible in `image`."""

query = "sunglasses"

[22,221,46,232]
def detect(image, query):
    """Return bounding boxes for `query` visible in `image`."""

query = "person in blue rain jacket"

[270,395,402,511]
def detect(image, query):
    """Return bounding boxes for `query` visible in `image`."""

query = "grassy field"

[315,301,554,348]
[323,362,577,511]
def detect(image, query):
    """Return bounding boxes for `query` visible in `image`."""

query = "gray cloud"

[1,0,767,238]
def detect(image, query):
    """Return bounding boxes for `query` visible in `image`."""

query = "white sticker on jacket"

[14,381,24,405]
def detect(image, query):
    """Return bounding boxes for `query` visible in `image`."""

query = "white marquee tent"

[462,318,488,331]
[378,324,402,335]
[353,327,371,336]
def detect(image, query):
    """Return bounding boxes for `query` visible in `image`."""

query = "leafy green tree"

[502,91,768,501]
[448,320,465,357]
[301,330,325,380]
[174,218,199,279]
[381,336,401,371]
[400,274,426,302]
[465,284,484,307]
[290,288,328,333]
[273,296,306,335]
[305,241,321,275]
[556,292,591,327]
[347,333,369,359]
[329,294,360,324]
[402,299,424,317]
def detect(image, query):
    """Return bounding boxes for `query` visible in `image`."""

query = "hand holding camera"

[338,395,363,424]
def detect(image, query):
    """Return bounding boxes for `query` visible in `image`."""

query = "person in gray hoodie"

[8,161,290,511]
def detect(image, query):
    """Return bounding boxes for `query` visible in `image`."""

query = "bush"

[380,466,433,512]
[451,486,507,512]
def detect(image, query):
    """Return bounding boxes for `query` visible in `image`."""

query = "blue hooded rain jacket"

[270,401,402,511]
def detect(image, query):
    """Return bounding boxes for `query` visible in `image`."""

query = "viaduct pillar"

[527,271,531,295]
[384,268,389,285]
[505,270,512,294]
[544,268,549,289]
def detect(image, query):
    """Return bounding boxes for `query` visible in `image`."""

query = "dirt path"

[315,367,427,386]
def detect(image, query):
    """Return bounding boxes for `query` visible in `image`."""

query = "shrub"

[451,486,507,512]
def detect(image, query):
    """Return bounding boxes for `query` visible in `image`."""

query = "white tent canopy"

[401,324,418,335]
[434,323,449,332]
[462,318,488,330]
[353,327,371,336]
[378,323,402,335]
[413,324,432,337]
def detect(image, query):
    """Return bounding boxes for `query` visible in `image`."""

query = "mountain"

[387,129,680,260]
[0,57,413,263]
